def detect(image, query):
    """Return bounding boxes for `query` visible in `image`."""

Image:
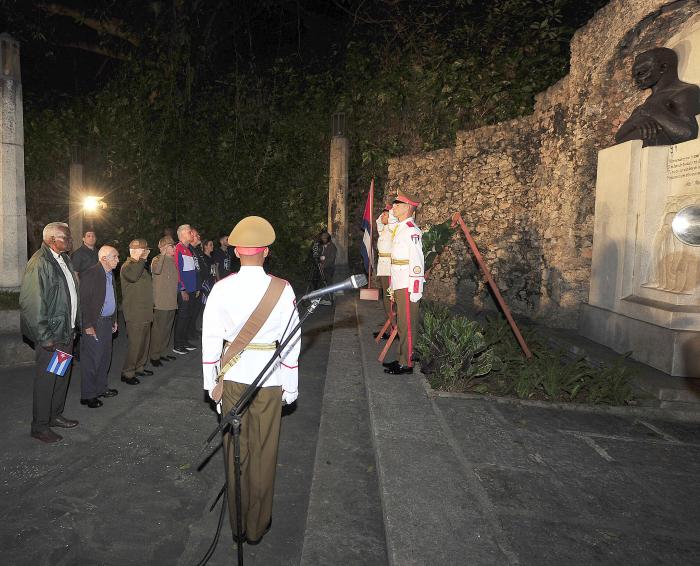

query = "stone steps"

[300,297,387,565]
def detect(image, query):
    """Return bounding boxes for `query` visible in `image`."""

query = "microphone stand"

[202,297,320,566]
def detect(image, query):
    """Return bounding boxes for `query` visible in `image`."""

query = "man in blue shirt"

[78,246,120,408]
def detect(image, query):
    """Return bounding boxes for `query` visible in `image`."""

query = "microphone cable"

[195,482,228,566]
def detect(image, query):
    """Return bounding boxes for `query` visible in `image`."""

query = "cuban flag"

[360,179,374,273]
[47,350,73,377]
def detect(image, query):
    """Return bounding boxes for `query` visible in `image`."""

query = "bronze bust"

[615,47,700,147]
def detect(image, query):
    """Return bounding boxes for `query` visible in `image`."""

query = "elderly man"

[70,229,99,277]
[202,216,300,546]
[20,222,80,443]
[149,236,178,367]
[79,246,119,407]
[383,189,425,376]
[189,228,206,336]
[120,239,154,384]
[173,224,198,355]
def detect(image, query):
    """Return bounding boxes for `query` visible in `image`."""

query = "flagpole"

[368,178,374,289]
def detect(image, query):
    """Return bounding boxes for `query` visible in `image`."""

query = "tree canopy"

[1,0,606,279]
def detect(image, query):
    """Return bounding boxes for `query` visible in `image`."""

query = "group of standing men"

[18,220,239,443]
[375,189,425,375]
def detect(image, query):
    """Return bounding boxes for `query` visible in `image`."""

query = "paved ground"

[0,305,335,566]
[355,296,700,566]
[2,294,700,566]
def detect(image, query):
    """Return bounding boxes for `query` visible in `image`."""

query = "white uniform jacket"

[201,266,301,403]
[390,217,425,298]
[376,217,397,277]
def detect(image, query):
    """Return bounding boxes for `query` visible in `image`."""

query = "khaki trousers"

[379,275,392,320]
[122,321,151,377]
[222,381,282,541]
[149,309,176,361]
[394,287,420,367]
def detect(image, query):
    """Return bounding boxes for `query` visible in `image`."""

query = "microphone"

[301,273,368,301]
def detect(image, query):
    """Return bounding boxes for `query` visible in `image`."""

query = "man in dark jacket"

[79,246,120,408]
[70,229,99,277]
[19,222,80,443]
[120,239,154,384]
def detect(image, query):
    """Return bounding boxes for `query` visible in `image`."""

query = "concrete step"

[300,297,387,565]
[658,387,700,404]
[0,310,34,368]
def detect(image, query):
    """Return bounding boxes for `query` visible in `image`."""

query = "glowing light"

[672,215,690,235]
[83,196,101,213]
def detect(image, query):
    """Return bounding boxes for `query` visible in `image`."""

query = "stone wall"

[387,0,700,327]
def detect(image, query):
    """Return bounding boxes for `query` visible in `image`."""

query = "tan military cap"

[228,216,276,252]
[395,188,420,207]
[158,236,175,248]
[129,238,150,250]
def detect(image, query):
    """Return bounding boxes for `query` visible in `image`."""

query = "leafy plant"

[417,302,499,392]
[423,306,636,405]
[0,291,20,311]
[422,220,454,272]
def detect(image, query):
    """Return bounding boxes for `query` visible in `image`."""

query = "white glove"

[282,390,298,405]
[207,389,222,414]
[409,292,422,303]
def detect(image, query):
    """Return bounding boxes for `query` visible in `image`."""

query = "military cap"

[129,238,150,250]
[395,188,420,207]
[158,236,175,248]
[228,216,276,255]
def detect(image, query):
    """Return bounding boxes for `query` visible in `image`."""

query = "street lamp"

[82,195,104,231]
[83,195,101,213]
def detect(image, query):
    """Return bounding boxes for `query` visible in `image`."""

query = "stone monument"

[581,25,700,377]
[0,34,32,368]
[328,113,349,266]
[0,33,27,291]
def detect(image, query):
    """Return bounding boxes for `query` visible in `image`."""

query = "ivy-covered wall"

[387,0,700,327]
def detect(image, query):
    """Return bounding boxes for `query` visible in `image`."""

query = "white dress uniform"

[201,266,300,404]
[376,216,397,277]
[390,217,425,298]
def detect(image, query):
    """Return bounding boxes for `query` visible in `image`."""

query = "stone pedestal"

[580,131,700,376]
[0,34,27,291]
[328,135,349,266]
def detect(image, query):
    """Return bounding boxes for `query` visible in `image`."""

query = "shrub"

[419,304,636,405]
[416,303,499,392]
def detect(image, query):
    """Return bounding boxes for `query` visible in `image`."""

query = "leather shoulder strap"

[219,276,287,368]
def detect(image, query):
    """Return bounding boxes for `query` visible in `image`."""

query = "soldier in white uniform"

[202,216,300,545]
[384,189,425,375]
[374,204,398,339]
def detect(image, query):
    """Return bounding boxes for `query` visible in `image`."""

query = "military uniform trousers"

[80,317,114,399]
[394,287,420,367]
[33,339,74,434]
[379,275,392,320]
[122,321,151,377]
[149,309,176,361]
[222,380,282,541]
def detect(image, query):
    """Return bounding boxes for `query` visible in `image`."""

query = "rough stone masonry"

[387,0,700,328]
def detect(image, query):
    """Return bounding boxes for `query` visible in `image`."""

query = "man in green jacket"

[120,239,154,384]
[20,222,80,443]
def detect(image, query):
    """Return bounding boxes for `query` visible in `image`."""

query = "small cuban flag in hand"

[47,350,73,377]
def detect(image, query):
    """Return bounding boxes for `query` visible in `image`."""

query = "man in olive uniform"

[120,239,154,384]
[202,216,300,545]
[149,236,178,367]
[384,189,425,375]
